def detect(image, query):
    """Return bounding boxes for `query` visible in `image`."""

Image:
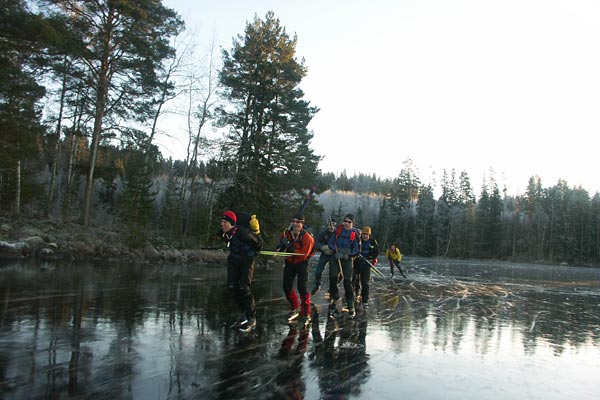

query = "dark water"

[0,257,599,400]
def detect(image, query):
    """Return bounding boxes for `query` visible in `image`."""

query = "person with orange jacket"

[277,213,315,327]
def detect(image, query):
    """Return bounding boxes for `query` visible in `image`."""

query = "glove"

[372,258,378,266]
[320,245,333,255]
[278,237,293,252]
[249,214,260,235]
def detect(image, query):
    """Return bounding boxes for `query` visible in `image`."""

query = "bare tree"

[178,34,221,240]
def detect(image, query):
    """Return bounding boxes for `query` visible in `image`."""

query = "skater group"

[217,210,404,332]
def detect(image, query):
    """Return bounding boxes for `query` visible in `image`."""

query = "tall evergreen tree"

[523,175,548,259]
[543,180,567,262]
[591,193,600,261]
[565,186,592,264]
[217,11,320,229]
[415,184,436,256]
[0,1,50,213]
[437,169,458,256]
[476,174,502,258]
[395,159,420,253]
[456,170,477,257]
[118,148,156,247]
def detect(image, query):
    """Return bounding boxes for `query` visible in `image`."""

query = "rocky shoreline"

[0,217,229,265]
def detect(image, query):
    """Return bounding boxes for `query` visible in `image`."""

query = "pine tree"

[0,1,49,213]
[41,0,184,226]
[523,175,548,259]
[415,184,436,256]
[476,174,502,258]
[119,149,157,247]
[216,11,320,228]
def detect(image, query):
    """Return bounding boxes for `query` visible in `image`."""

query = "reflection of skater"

[309,303,370,398]
[353,226,379,310]
[386,244,407,279]
[210,334,261,399]
[218,210,263,333]
[274,326,309,399]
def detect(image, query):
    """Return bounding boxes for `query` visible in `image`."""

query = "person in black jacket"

[353,226,379,310]
[218,210,263,333]
[310,219,336,295]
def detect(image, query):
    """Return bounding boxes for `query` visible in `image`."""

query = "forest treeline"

[2,3,599,266]
[321,166,600,266]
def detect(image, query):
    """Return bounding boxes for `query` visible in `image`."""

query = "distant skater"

[386,244,406,279]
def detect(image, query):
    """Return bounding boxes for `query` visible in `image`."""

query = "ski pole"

[286,186,317,232]
[357,254,387,280]
[259,250,306,257]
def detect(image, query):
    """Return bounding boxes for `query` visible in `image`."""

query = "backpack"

[234,210,260,235]
[335,224,357,242]
[283,229,316,259]
[303,230,316,259]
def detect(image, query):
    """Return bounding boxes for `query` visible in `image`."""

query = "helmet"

[362,226,371,235]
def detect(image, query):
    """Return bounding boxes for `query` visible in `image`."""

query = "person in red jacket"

[277,213,315,328]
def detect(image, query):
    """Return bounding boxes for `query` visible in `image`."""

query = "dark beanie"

[292,213,305,222]
[221,210,237,225]
[344,213,354,223]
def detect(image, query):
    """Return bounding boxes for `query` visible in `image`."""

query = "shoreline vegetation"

[0,217,228,265]
[2,217,596,269]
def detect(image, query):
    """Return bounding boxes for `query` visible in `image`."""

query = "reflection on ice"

[0,258,598,399]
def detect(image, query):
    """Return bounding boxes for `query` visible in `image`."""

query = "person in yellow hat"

[218,210,263,333]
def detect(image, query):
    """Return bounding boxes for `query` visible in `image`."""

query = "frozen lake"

[1,256,599,399]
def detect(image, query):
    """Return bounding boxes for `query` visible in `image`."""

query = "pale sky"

[162,0,600,196]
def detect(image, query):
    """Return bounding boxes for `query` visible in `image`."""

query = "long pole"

[286,186,317,232]
[357,255,387,280]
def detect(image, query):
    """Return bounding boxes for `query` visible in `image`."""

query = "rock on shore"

[0,218,228,265]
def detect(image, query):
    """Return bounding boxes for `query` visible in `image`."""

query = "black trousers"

[283,261,309,296]
[328,257,355,308]
[227,255,255,319]
[353,258,371,303]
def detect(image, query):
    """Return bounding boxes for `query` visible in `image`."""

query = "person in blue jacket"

[327,213,361,317]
